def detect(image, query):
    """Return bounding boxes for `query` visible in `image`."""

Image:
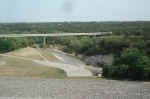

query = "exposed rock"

[83,54,114,67]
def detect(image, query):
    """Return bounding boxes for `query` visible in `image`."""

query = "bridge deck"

[0,32,112,38]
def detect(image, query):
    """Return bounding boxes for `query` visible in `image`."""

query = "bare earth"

[1,47,92,77]
[6,47,59,61]
[0,78,150,99]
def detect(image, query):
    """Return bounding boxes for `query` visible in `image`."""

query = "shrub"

[0,39,15,53]
[103,48,150,80]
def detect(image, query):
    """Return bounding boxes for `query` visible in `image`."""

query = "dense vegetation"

[0,21,150,80]
[0,21,150,55]
[0,22,150,35]
[103,48,150,80]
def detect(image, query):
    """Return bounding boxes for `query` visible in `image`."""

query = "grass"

[0,56,67,78]
[7,47,44,60]
[37,49,60,61]
[7,47,60,62]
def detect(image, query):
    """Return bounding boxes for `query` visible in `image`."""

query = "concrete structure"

[0,32,112,38]
[0,32,112,46]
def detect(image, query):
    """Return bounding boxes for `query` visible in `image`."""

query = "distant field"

[0,56,67,78]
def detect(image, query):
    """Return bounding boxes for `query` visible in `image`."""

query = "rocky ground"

[0,78,149,99]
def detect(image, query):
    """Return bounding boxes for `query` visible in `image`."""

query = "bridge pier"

[43,36,46,46]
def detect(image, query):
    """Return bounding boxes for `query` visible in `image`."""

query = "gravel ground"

[0,78,150,99]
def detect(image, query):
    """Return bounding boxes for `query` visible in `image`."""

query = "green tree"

[103,48,150,80]
[0,39,15,53]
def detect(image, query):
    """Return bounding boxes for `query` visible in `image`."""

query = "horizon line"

[0,20,150,24]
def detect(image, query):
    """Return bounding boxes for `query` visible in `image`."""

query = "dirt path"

[0,54,92,77]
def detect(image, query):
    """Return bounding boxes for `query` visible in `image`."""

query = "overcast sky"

[0,0,150,22]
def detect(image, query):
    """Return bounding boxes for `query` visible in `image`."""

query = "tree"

[0,39,15,53]
[103,48,150,80]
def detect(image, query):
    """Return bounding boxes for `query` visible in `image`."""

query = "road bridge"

[0,32,112,45]
[0,32,112,38]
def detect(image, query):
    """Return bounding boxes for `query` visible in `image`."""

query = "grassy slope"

[6,47,44,60]
[0,56,67,78]
[7,47,60,62]
[37,48,60,61]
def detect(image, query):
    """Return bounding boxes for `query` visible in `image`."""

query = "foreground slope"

[1,47,92,77]
[0,56,66,78]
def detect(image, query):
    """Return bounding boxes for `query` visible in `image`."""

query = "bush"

[0,39,15,53]
[103,48,150,80]
[99,39,129,55]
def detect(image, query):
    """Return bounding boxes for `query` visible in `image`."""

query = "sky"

[0,0,150,22]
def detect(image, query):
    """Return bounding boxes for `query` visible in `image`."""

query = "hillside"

[0,56,66,78]
[6,47,60,62]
